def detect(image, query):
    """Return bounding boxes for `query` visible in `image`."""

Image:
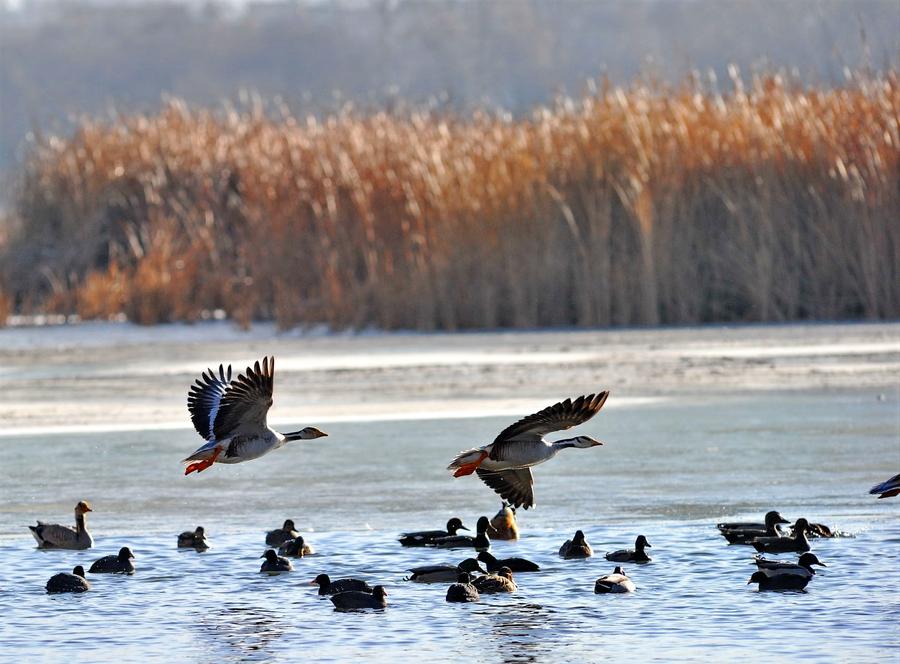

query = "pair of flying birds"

[183,356,609,509]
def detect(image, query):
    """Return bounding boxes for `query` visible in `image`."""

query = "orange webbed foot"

[185,447,222,475]
[452,451,489,477]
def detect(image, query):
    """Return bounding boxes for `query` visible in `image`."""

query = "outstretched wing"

[187,364,233,440]
[870,473,900,498]
[493,392,609,444]
[476,468,535,509]
[212,357,275,439]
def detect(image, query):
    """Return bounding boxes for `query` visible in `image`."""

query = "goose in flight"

[447,392,609,509]
[182,357,327,475]
[870,473,900,498]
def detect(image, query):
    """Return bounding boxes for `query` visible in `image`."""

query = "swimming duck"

[407,558,485,583]
[259,549,293,573]
[311,574,373,596]
[476,551,540,573]
[559,530,593,559]
[177,526,209,550]
[747,570,810,591]
[718,511,790,544]
[399,518,469,547]
[754,553,826,578]
[182,357,327,475]
[89,547,135,574]
[716,510,789,533]
[752,518,810,554]
[605,535,652,563]
[28,501,93,550]
[46,566,91,594]
[594,567,635,593]
[278,535,314,558]
[870,473,900,498]
[331,585,387,610]
[489,504,519,541]
[788,521,838,539]
[429,516,493,550]
[472,567,517,594]
[447,392,608,509]
[266,519,300,546]
[446,572,480,603]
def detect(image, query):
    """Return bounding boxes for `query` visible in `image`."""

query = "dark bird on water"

[559,530,593,559]
[399,518,469,547]
[331,585,387,610]
[46,566,91,594]
[446,572,480,603]
[311,574,372,596]
[605,535,652,563]
[259,549,293,573]
[89,547,136,574]
[476,551,540,573]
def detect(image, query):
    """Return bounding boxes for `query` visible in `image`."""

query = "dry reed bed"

[3,72,898,329]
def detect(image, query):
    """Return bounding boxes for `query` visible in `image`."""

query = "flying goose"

[331,585,387,610]
[748,570,810,591]
[718,511,790,544]
[446,572,480,603]
[488,503,519,541]
[266,519,300,546]
[29,501,93,550]
[594,567,635,594]
[46,566,91,594]
[311,574,372,596]
[870,473,900,498]
[177,526,209,550]
[182,357,327,475]
[89,547,135,574]
[752,518,811,554]
[399,518,469,547]
[559,530,593,559]
[447,392,609,509]
[754,553,826,578]
[605,535,652,563]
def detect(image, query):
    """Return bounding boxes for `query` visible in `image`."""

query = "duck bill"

[458,525,470,531]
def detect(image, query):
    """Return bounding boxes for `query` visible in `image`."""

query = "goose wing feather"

[493,392,609,443]
[213,357,275,439]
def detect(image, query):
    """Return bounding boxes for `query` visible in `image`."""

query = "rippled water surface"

[1,390,898,662]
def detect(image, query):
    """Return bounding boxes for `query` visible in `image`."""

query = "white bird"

[29,501,94,550]
[182,357,327,475]
[447,392,608,509]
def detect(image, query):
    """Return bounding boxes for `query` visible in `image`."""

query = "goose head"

[572,435,603,448]
[75,501,93,515]
[296,427,328,440]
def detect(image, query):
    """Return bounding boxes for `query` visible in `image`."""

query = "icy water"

[1,389,898,662]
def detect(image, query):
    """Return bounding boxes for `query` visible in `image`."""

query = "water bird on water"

[89,547,135,574]
[182,357,327,475]
[399,517,468,547]
[311,574,372,595]
[754,553,826,578]
[489,503,519,540]
[752,518,811,554]
[428,516,493,550]
[28,501,93,550]
[259,549,293,573]
[331,585,387,610]
[447,392,608,509]
[870,473,900,498]
[177,526,209,550]
[46,566,91,594]
[472,567,517,594]
[718,511,789,544]
[559,530,593,559]
[747,570,811,591]
[605,535,652,563]
[477,551,540,573]
[278,536,314,558]
[407,558,485,583]
[266,519,300,546]
[446,572,480,603]
[594,567,635,594]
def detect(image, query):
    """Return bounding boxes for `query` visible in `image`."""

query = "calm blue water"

[1,390,898,662]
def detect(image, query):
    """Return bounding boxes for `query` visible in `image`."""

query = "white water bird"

[447,392,608,509]
[182,357,327,475]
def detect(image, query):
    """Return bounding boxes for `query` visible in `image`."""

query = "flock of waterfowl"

[27,356,899,608]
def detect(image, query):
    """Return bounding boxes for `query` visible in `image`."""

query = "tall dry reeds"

[2,70,898,329]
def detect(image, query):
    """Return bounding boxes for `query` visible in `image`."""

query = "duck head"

[573,529,587,543]
[793,518,810,534]
[476,551,498,564]
[260,549,279,563]
[764,510,790,526]
[446,517,469,535]
[194,526,206,537]
[498,566,514,581]
[456,572,473,584]
[636,535,651,550]
[798,552,826,570]
[458,558,486,574]
[373,586,388,600]
[282,519,296,531]
[476,516,496,534]
[118,547,135,561]
[72,565,86,577]
[310,573,331,587]
[613,566,625,575]
[748,571,768,585]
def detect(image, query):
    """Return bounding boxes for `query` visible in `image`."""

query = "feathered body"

[29,501,93,550]
[594,567,635,594]
[182,357,326,474]
[447,393,609,509]
[870,473,900,499]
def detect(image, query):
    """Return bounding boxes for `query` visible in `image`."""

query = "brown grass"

[2,70,898,329]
